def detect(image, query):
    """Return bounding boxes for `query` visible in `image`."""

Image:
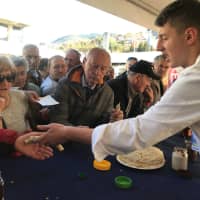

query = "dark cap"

[129,60,160,80]
[127,57,137,62]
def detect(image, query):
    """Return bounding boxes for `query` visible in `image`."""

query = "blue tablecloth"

[0,134,200,200]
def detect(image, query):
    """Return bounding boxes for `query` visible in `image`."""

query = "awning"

[78,0,174,30]
[0,18,28,30]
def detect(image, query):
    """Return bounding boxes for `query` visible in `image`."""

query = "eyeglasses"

[0,74,15,83]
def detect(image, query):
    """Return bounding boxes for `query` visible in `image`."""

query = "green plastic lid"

[114,176,133,189]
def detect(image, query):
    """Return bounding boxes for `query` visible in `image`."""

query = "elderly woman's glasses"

[0,74,15,83]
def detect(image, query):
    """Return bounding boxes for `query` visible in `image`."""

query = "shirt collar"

[179,54,200,76]
[81,74,96,90]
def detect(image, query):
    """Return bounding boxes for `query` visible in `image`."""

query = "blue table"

[1,134,200,200]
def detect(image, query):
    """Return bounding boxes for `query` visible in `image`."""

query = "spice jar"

[172,147,188,171]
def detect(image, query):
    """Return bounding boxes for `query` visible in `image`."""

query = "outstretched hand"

[15,133,54,160]
[36,123,69,145]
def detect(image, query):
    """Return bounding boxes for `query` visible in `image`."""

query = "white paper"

[11,87,20,90]
[37,95,59,106]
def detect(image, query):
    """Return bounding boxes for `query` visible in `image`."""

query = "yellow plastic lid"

[93,159,111,171]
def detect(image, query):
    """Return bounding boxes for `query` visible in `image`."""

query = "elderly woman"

[0,55,31,133]
[0,55,52,158]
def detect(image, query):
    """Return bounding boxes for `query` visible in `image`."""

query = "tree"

[137,41,153,51]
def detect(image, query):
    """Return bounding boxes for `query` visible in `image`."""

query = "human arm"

[107,77,128,120]
[92,68,200,161]
[0,129,18,155]
[37,123,92,145]
[0,128,53,160]
[14,133,53,160]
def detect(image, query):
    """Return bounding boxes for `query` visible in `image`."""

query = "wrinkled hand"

[143,86,154,105]
[15,133,53,160]
[36,123,68,145]
[26,90,40,103]
[110,109,123,122]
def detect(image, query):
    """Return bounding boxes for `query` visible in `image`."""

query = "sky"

[0,0,146,44]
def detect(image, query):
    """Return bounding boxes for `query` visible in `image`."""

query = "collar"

[49,75,59,82]
[81,74,96,90]
[179,54,200,76]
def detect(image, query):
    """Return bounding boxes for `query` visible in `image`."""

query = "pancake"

[116,146,165,170]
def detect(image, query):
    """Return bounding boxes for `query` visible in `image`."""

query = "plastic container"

[172,147,188,171]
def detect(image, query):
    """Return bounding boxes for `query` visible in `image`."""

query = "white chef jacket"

[92,55,200,161]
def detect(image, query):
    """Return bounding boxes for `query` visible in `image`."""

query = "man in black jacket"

[108,60,160,118]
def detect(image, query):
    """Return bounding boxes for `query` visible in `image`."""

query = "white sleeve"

[92,66,200,161]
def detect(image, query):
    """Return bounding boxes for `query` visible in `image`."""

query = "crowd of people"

[1,0,199,162]
[0,44,168,159]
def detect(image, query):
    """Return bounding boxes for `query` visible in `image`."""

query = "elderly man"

[116,57,138,79]
[18,0,200,161]
[104,66,115,81]
[154,55,170,90]
[49,48,122,128]
[125,57,138,70]
[40,55,67,96]
[108,60,159,119]
[23,44,42,86]
[65,48,81,72]
[151,55,170,102]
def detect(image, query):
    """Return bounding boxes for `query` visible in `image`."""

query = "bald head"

[83,48,111,87]
[86,48,110,61]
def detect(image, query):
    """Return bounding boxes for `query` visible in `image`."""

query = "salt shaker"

[172,147,188,171]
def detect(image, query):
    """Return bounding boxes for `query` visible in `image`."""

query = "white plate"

[116,147,165,170]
